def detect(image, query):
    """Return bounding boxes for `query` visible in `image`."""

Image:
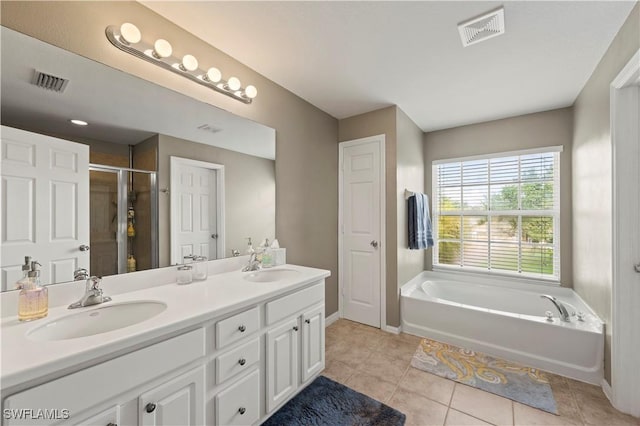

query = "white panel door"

[172,163,216,263]
[301,304,325,382]
[341,138,382,327]
[1,126,89,290]
[139,366,204,426]
[266,317,299,413]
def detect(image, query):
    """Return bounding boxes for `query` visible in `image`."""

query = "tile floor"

[323,319,639,426]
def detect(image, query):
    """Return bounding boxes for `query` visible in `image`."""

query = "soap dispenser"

[261,238,273,268]
[18,260,48,321]
[246,237,255,255]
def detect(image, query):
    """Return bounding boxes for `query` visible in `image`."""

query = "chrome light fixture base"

[106,25,255,104]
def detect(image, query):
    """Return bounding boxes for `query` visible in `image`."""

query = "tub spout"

[540,294,570,322]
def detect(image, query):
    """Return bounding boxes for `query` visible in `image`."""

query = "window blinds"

[432,148,561,281]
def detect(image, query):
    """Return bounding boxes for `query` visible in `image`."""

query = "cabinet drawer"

[215,369,260,426]
[216,337,260,384]
[3,329,204,426]
[216,306,260,349]
[265,282,323,325]
[73,406,119,426]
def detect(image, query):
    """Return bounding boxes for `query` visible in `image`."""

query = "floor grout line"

[329,320,630,426]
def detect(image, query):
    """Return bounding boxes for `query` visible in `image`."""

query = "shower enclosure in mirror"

[89,165,158,277]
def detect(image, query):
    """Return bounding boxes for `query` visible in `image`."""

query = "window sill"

[431,265,562,287]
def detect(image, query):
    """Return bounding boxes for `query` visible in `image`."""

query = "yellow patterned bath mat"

[411,338,558,414]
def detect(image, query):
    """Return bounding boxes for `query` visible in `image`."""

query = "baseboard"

[384,325,402,334]
[325,311,340,327]
[601,378,613,403]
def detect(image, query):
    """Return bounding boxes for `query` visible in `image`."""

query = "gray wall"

[1,1,339,316]
[157,134,276,265]
[338,106,400,327]
[396,108,425,291]
[424,108,574,286]
[572,3,639,385]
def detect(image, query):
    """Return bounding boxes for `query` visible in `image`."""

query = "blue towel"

[409,193,434,250]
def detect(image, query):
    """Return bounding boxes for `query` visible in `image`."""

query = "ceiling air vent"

[197,124,222,134]
[458,7,505,47]
[31,70,69,93]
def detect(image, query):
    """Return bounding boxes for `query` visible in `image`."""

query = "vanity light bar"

[106,23,257,104]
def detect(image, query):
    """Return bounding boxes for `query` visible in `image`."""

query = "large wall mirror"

[0,27,276,291]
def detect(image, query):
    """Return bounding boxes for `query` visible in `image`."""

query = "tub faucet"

[540,294,570,322]
[68,276,112,309]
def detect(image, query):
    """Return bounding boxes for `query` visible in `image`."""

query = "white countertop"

[0,264,330,391]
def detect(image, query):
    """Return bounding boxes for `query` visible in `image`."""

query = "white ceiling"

[0,27,275,159]
[142,1,636,131]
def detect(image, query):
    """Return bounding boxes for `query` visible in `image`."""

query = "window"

[432,147,561,281]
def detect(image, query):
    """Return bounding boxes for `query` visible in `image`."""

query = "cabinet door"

[139,366,204,426]
[302,305,325,382]
[266,317,299,413]
[72,405,119,426]
[215,369,260,426]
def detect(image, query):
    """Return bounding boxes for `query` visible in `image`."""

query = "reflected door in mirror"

[1,126,90,290]
[171,159,221,264]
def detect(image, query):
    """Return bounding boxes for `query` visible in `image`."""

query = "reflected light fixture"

[106,23,257,104]
[70,119,88,126]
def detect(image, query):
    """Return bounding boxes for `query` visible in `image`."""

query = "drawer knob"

[305,319,311,324]
[238,358,247,366]
[106,423,118,426]
[238,325,246,332]
[293,326,299,331]
[145,403,157,413]
[238,407,246,415]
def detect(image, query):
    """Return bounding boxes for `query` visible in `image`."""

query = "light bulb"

[227,77,241,91]
[152,39,172,59]
[180,54,198,72]
[120,23,141,45]
[244,85,258,99]
[205,67,222,83]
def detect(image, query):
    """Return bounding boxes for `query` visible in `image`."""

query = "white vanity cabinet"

[138,367,204,426]
[266,317,300,412]
[1,273,328,426]
[265,283,325,414]
[301,305,325,382]
[2,329,205,426]
[72,406,120,426]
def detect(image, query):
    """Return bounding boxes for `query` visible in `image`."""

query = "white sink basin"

[243,269,300,283]
[27,301,167,341]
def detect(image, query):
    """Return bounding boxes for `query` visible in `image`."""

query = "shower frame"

[89,164,159,274]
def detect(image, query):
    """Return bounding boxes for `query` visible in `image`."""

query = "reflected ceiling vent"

[197,124,222,134]
[458,7,505,47]
[31,69,69,93]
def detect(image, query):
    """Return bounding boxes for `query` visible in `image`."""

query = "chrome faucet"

[68,276,112,309]
[540,294,570,322]
[74,268,89,281]
[242,252,261,272]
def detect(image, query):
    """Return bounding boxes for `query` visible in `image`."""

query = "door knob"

[211,234,218,239]
[238,407,246,415]
[238,358,246,366]
[79,244,90,252]
[635,263,640,273]
[293,326,299,331]
[145,403,156,413]
[305,319,311,324]
[370,240,378,248]
[238,325,246,332]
